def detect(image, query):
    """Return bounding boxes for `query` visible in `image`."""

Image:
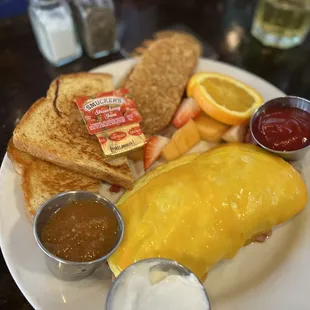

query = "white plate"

[1,58,309,310]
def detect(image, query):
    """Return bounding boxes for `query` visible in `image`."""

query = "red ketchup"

[252,106,310,151]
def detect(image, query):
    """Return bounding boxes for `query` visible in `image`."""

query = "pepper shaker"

[72,0,119,59]
[28,0,82,67]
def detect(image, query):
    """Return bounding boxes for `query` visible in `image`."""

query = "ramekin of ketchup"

[250,96,310,161]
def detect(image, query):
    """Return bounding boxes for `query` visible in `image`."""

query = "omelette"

[108,144,307,280]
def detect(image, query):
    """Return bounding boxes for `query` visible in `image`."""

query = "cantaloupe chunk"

[161,139,180,161]
[173,129,189,154]
[195,114,229,142]
[161,119,200,161]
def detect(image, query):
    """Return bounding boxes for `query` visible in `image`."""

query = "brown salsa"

[41,200,120,262]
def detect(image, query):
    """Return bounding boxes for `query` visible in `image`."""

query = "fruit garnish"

[194,114,229,142]
[222,124,247,143]
[144,136,169,170]
[187,72,263,125]
[172,98,201,128]
[161,140,180,161]
[186,72,208,97]
[161,119,200,161]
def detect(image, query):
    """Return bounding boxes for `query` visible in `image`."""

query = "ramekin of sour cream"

[106,258,211,310]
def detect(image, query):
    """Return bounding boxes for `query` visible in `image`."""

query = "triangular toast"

[13,73,133,189]
[7,139,100,222]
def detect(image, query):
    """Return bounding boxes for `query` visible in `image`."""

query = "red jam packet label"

[76,89,146,157]
[76,88,143,135]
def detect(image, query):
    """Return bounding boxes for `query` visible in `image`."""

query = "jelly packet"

[76,89,146,157]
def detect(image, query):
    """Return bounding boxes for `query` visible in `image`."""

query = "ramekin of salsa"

[33,191,124,281]
[250,96,310,161]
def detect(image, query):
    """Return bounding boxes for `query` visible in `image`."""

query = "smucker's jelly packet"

[76,88,146,157]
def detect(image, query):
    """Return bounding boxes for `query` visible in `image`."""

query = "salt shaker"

[72,0,118,59]
[28,0,82,67]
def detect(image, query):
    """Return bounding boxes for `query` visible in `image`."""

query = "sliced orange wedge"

[187,72,264,125]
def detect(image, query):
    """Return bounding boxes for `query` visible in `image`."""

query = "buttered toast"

[7,137,34,175]
[13,73,133,189]
[7,139,100,222]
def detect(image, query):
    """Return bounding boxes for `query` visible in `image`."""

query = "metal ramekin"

[33,191,124,281]
[106,258,211,310]
[250,96,310,161]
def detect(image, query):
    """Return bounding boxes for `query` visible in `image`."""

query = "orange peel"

[188,72,264,125]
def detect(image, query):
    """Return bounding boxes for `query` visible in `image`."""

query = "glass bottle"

[72,0,119,59]
[251,0,310,49]
[28,0,82,67]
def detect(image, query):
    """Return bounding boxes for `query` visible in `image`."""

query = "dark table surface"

[0,0,310,309]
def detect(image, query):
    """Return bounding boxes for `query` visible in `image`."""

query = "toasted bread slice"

[13,73,133,189]
[125,36,200,134]
[7,138,34,175]
[22,159,100,223]
[7,139,100,222]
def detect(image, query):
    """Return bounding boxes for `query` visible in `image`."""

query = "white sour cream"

[107,261,210,310]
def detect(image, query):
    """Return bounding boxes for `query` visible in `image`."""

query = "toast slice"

[7,138,34,175]
[13,73,133,189]
[7,139,100,222]
[125,35,201,134]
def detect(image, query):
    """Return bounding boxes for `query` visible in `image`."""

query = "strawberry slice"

[172,98,201,128]
[144,136,169,170]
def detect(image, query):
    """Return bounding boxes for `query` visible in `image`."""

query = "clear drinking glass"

[251,0,310,49]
